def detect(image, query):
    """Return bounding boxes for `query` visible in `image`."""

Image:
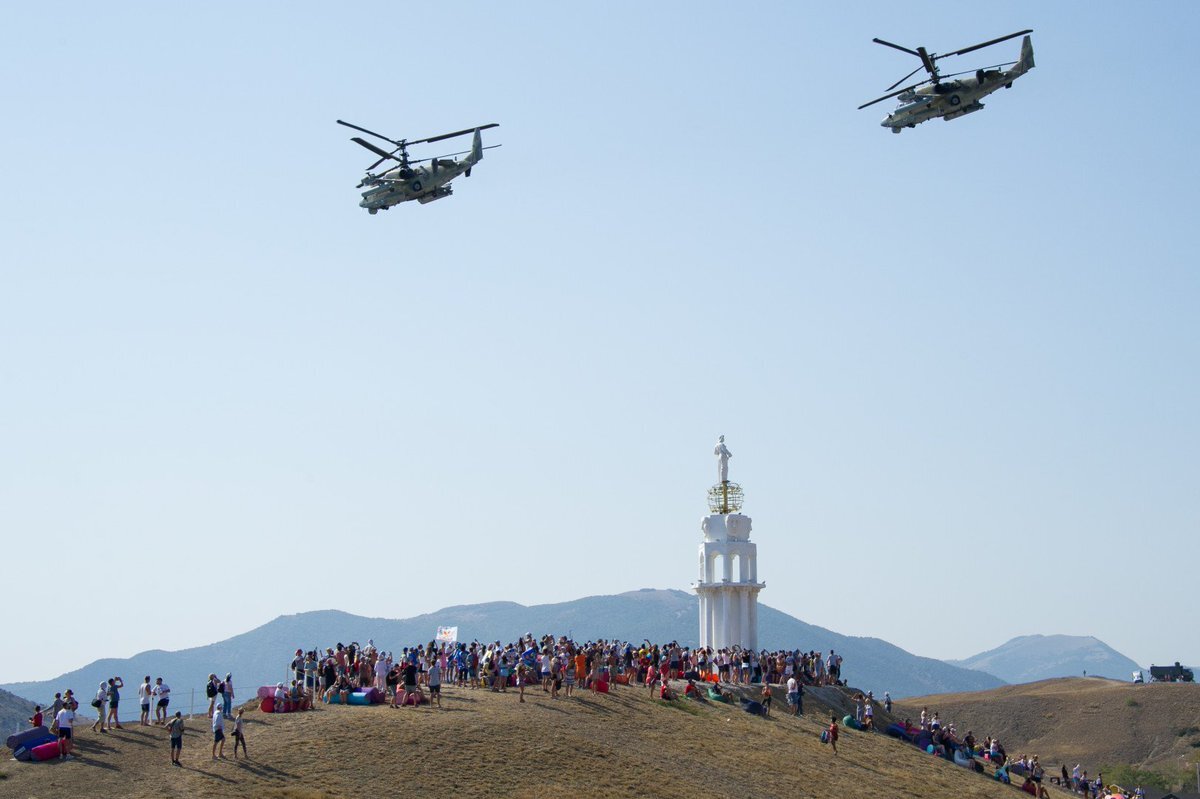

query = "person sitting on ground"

[274,682,289,711]
[1020,777,1038,796]
[684,678,698,697]
[659,678,675,700]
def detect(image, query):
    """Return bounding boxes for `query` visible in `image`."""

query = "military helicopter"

[337,120,500,213]
[859,30,1035,133]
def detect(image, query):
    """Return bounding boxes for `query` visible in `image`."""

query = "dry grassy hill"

[897,678,1200,776]
[2,681,1022,799]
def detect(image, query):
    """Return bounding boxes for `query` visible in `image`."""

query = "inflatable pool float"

[843,715,863,730]
[12,732,56,762]
[707,687,728,702]
[30,741,61,762]
[7,726,53,755]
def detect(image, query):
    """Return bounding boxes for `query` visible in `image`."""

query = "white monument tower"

[695,436,764,651]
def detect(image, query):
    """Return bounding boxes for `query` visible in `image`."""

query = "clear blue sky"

[2,1,1197,683]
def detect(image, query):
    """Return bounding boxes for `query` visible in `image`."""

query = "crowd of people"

[277,637,852,711]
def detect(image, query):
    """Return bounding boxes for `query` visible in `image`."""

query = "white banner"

[435,626,458,644]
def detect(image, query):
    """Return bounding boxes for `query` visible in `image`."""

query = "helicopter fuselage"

[881,35,1034,133]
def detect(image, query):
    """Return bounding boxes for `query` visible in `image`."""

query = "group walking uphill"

[271,637,855,714]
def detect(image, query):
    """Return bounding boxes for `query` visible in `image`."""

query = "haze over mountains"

[1,589,1001,704]
[949,634,1144,683]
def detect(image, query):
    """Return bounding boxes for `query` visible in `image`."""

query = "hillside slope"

[1,589,1000,706]
[0,680,1022,799]
[1,687,37,734]
[948,634,1142,683]
[897,678,1200,774]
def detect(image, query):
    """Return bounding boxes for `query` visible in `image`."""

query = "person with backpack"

[166,711,184,766]
[91,681,108,732]
[205,674,220,716]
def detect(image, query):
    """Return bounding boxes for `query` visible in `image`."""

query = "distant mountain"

[1,686,38,735]
[1,589,1002,709]
[947,634,1142,683]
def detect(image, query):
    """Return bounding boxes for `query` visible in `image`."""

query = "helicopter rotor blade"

[350,137,399,161]
[337,119,405,146]
[858,82,927,110]
[887,64,926,91]
[938,29,1032,60]
[409,123,499,146]
[872,38,921,57]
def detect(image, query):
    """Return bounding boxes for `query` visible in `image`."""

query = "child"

[516,664,527,703]
[828,716,839,756]
[760,683,773,717]
[563,656,575,698]
[29,705,43,729]
[166,711,184,766]
[232,708,247,759]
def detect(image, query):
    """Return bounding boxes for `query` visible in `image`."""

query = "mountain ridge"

[1,588,1002,706]
[947,633,1142,683]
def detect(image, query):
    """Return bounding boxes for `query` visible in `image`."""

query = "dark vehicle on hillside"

[1148,662,1194,682]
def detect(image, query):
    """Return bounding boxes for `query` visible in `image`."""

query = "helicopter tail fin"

[466,128,484,166]
[1011,35,1034,76]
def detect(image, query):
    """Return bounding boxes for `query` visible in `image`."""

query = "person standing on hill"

[166,711,184,766]
[231,708,247,759]
[206,674,220,716]
[221,673,234,719]
[153,677,171,724]
[884,691,892,714]
[138,676,152,726]
[211,705,226,760]
[427,657,443,709]
[787,676,803,715]
[91,681,109,732]
[828,716,839,756]
[105,677,125,730]
[55,701,77,760]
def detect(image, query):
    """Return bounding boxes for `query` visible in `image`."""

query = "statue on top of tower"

[714,435,732,483]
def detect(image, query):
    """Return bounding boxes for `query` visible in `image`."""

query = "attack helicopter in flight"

[337,120,500,213]
[859,30,1035,133]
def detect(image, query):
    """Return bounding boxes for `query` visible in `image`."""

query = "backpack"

[205,682,217,698]
[820,730,829,744]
